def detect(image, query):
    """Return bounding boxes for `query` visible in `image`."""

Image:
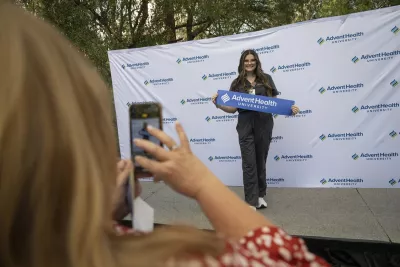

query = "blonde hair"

[0,3,224,267]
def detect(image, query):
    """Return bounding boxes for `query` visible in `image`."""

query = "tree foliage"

[14,0,399,84]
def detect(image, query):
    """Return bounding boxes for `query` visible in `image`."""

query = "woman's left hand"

[291,105,300,115]
[112,159,141,220]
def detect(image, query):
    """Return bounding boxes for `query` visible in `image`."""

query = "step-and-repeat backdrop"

[108,6,400,188]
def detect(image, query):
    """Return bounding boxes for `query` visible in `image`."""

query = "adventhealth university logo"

[208,155,241,163]
[222,93,278,112]
[389,178,400,186]
[271,136,284,143]
[274,154,313,162]
[126,101,149,107]
[176,55,209,64]
[244,44,280,55]
[389,130,399,138]
[180,97,211,105]
[319,83,364,94]
[205,114,238,123]
[320,177,364,187]
[319,132,363,141]
[391,26,399,34]
[221,93,230,103]
[202,71,236,81]
[317,32,364,45]
[352,49,400,63]
[267,177,285,185]
[273,110,312,119]
[144,77,174,86]
[391,79,398,87]
[190,138,216,145]
[270,62,311,73]
[121,62,149,70]
[352,152,398,161]
[351,103,399,113]
[280,109,312,119]
[163,117,177,124]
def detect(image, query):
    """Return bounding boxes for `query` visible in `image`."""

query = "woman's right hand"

[211,93,218,106]
[133,122,216,199]
[135,124,277,243]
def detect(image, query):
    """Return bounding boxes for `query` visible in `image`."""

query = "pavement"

[136,182,400,243]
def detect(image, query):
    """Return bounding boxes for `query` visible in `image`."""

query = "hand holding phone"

[129,102,163,179]
[127,103,161,229]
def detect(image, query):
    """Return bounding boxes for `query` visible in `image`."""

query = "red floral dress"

[113,224,330,267]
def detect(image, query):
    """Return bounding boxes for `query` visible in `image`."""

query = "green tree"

[316,0,400,17]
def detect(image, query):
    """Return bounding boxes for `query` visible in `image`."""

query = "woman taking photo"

[0,3,329,267]
[212,49,299,210]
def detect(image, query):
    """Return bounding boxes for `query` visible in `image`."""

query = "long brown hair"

[0,3,223,267]
[231,49,273,96]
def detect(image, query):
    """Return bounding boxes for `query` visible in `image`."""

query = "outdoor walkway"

[138,182,400,243]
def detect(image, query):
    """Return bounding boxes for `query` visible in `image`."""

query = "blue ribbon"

[216,90,295,116]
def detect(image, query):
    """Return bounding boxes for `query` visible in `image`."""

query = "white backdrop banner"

[108,6,400,188]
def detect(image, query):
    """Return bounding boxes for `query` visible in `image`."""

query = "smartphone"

[129,102,163,179]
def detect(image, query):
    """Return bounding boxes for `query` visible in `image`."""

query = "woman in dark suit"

[212,49,299,210]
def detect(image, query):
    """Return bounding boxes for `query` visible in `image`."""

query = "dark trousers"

[236,111,274,206]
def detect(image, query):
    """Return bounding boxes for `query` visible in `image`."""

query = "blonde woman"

[0,3,330,267]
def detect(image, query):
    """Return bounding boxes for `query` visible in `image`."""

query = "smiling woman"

[211,49,300,209]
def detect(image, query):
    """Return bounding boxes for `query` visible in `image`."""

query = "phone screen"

[129,103,162,178]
